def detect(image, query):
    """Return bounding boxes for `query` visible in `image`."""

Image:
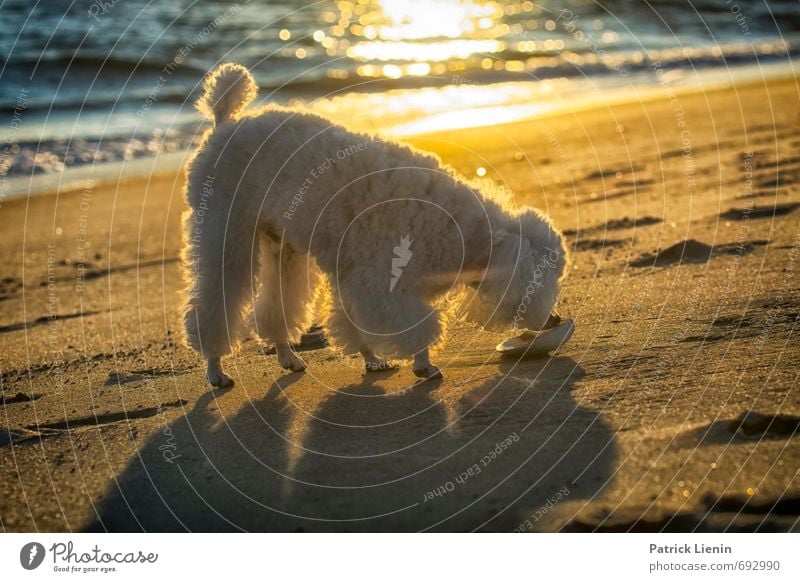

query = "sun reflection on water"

[312,0,532,77]
[372,0,500,40]
[290,0,680,137]
[295,1,604,134]
[347,39,505,63]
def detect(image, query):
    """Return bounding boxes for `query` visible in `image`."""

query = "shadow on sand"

[88,356,615,531]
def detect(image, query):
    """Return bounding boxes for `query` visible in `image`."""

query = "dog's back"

[190,64,491,273]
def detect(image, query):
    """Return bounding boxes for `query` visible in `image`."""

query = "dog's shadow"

[87,356,615,531]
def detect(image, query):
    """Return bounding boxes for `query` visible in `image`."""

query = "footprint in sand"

[23,399,188,433]
[629,239,767,268]
[1,392,42,404]
[0,276,22,300]
[0,310,103,334]
[562,490,800,532]
[669,411,800,446]
[572,238,627,251]
[564,215,662,237]
[728,410,800,439]
[105,368,190,386]
[705,492,800,516]
[720,202,800,220]
[678,314,757,344]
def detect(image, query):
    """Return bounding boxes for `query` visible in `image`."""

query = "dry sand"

[1,76,798,532]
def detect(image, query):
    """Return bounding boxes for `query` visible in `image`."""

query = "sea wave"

[3,38,796,114]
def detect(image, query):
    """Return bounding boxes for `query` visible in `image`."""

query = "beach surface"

[1,75,798,532]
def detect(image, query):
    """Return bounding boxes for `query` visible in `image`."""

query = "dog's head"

[460,208,568,332]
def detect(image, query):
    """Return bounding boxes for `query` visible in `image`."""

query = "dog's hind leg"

[181,203,258,388]
[253,234,319,372]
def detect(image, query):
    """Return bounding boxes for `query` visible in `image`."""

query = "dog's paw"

[412,365,443,380]
[278,350,307,372]
[207,369,235,388]
[364,358,398,373]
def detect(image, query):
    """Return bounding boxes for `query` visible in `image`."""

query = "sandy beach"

[1,75,798,532]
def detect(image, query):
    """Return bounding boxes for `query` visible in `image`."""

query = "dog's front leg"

[412,348,442,380]
[362,348,398,373]
[207,357,234,388]
[276,342,307,372]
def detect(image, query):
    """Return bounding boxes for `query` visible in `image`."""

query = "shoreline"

[3,60,796,201]
[1,72,798,532]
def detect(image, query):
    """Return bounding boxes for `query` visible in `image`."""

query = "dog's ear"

[515,207,564,248]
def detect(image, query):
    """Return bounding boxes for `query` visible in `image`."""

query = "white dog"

[181,63,568,387]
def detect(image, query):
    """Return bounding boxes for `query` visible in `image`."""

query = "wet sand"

[1,75,798,532]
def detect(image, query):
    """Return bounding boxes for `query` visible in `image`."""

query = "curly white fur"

[181,63,569,386]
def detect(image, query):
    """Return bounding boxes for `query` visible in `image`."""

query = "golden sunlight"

[373,0,500,40]
[346,39,504,62]
[325,0,507,73]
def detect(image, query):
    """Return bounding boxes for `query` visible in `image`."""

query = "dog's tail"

[196,63,257,125]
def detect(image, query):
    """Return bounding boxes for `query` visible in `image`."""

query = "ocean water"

[1,0,798,191]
